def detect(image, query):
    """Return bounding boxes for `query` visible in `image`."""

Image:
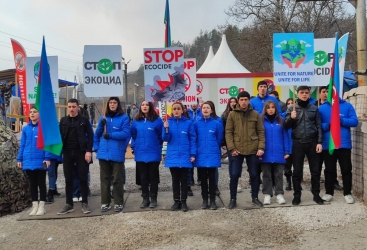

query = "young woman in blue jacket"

[131,101,163,209]
[17,106,50,216]
[94,97,130,213]
[194,101,223,210]
[163,102,196,212]
[260,100,290,205]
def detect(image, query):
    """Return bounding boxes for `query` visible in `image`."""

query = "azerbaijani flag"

[35,37,63,156]
[164,0,171,47]
[327,34,341,155]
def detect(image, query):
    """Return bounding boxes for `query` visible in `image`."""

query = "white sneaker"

[237,184,243,193]
[276,194,286,204]
[73,197,79,202]
[29,201,39,216]
[36,201,46,215]
[263,194,271,205]
[79,197,83,202]
[322,194,333,202]
[345,195,355,204]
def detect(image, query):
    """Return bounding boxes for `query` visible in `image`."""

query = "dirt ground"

[1,158,366,249]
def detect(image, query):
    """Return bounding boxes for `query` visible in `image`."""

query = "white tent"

[197,46,214,73]
[199,35,250,74]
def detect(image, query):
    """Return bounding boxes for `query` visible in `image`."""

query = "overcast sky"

[0,0,234,82]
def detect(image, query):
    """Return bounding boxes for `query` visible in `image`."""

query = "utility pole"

[354,0,367,86]
[122,57,131,106]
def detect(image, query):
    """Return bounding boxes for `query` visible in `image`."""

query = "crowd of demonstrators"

[163,102,196,212]
[94,97,130,213]
[17,106,50,216]
[193,102,223,210]
[131,101,163,209]
[21,80,360,215]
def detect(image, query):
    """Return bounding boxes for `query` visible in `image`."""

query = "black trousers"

[63,149,89,206]
[25,170,47,202]
[137,162,160,198]
[169,168,189,201]
[292,140,321,197]
[323,149,352,196]
[284,154,293,177]
[198,168,216,200]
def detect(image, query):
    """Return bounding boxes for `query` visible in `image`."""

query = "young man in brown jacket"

[225,91,265,208]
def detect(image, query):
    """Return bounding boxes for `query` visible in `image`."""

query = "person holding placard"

[163,102,196,212]
[284,86,324,206]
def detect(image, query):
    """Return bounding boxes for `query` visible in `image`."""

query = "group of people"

[16,80,358,216]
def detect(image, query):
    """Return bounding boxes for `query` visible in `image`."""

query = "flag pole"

[293,86,296,111]
[165,101,168,133]
[317,86,320,106]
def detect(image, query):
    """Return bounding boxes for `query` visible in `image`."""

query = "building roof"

[199,35,250,74]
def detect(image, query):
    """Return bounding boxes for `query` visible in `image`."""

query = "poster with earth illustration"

[273,33,315,86]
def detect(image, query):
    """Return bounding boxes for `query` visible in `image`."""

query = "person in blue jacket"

[283,98,294,191]
[131,101,163,209]
[250,81,281,114]
[187,102,202,121]
[318,97,358,204]
[194,101,223,210]
[94,97,130,213]
[17,106,50,216]
[206,100,224,196]
[260,100,290,205]
[163,102,196,212]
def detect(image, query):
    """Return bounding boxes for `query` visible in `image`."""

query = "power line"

[0,30,82,57]
[0,42,82,63]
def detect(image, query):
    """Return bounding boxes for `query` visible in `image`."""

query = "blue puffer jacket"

[94,113,131,162]
[188,107,202,121]
[193,117,223,168]
[261,116,290,164]
[250,94,281,114]
[48,152,63,163]
[131,117,164,163]
[17,122,50,171]
[162,116,196,168]
[318,99,358,150]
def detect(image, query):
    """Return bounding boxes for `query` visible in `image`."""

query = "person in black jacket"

[57,98,94,215]
[284,86,324,206]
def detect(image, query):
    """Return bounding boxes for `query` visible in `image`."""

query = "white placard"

[314,38,336,86]
[26,56,59,104]
[83,45,123,97]
[143,47,184,102]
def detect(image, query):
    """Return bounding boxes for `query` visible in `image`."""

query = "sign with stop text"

[314,38,335,86]
[217,80,245,111]
[166,58,197,105]
[83,45,123,97]
[273,33,315,86]
[143,47,185,102]
[26,56,59,104]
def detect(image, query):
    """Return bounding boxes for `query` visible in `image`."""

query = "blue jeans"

[229,154,259,199]
[48,160,58,190]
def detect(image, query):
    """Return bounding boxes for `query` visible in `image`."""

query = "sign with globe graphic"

[25,56,59,104]
[273,33,315,86]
